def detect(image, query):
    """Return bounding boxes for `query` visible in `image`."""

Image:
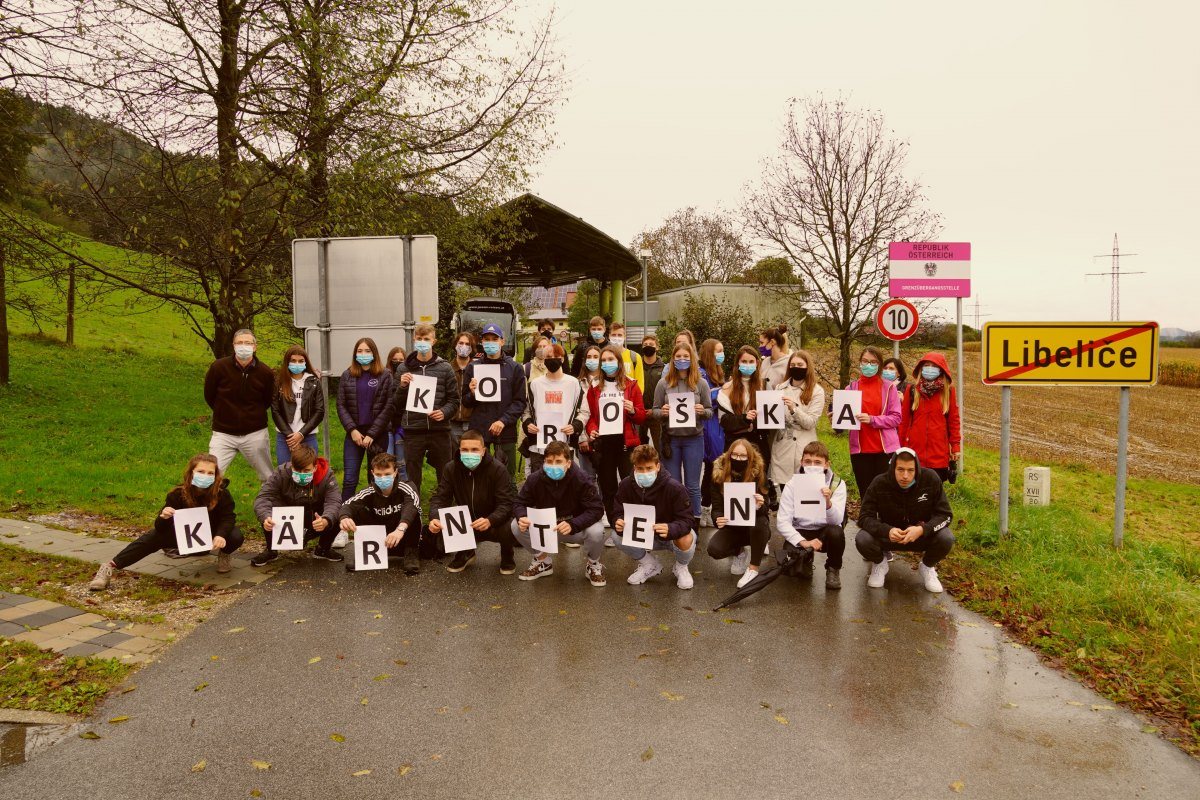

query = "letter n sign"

[173,507,213,555]
[438,505,477,553]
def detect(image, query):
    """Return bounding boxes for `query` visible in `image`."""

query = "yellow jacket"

[621,348,644,394]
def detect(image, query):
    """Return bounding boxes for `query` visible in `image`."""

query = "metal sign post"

[957,296,964,474]
[317,239,332,461]
[999,385,1011,537]
[1114,386,1130,548]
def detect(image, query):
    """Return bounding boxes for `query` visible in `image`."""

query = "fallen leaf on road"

[120,685,137,694]
[774,713,789,725]
[308,657,321,665]
[1091,704,1115,712]
[364,631,382,636]
[398,764,413,776]
[461,706,472,713]
[451,623,468,630]
[657,624,670,632]
[330,733,345,743]
[960,622,979,628]
[250,760,271,771]
[849,618,868,624]
[294,619,307,624]
[393,659,408,666]
[558,610,568,615]
[209,655,219,661]
[759,702,771,709]
[491,605,503,610]
[194,683,208,692]
[705,674,714,680]
[638,601,651,608]
[1002,702,1019,709]
[1066,701,1084,707]
[429,754,442,761]
[226,627,245,634]
[250,791,263,798]
[878,627,891,633]
[691,630,700,637]
[360,697,369,706]
[436,706,448,714]
[641,746,654,762]
[79,731,101,740]
[1141,724,1159,733]
[373,674,391,681]
[373,613,383,619]
[108,716,130,724]
[660,691,683,701]
[352,769,371,777]
[949,780,965,793]
[723,618,744,625]
[627,614,637,621]
[191,760,206,773]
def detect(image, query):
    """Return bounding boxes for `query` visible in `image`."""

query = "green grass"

[0,639,131,716]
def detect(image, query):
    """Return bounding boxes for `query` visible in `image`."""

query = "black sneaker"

[163,547,186,559]
[402,551,420,575]
[312,547,345,563]
[798,549,815,580]
[447,551,476,573]
[250,551,280,567]
[499,555,516,575]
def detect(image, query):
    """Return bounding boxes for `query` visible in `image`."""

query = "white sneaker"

[331,530,349,549]
[627,557,663,585]
[736,567,758,588]
[729,546,750,576]
[700,506,713,528]
[867,559,889,588]
[672,562,694,590]
[918,562,944,593]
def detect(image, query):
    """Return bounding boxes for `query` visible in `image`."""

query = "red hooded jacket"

[585,379,647,449]
[899,352,961,470]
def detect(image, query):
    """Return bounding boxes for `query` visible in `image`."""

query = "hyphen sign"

[889,242,971,298]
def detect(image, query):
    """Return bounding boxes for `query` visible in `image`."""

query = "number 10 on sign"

[876,298,919,342]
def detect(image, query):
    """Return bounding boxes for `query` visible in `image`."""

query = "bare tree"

[744,97,940,387]
[633,207,753,287]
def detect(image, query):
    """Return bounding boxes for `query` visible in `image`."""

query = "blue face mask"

[191,473,216,489]
[860,362,879,378]
[601,362,619,377]
[714,352,725,365]
[355,353,374,366]
[414,341,432,355]
[590,330,605,342]
[921,366,942,380]
[634,470,657,488]
[881,369,897,382]
[584,358,599,372]
[673,359,691,372]
[482,341,501,356]
[292,471,313,486]
[288,362,306,375]
[544,465,567,481]
[374,474,396,490]
[460,452,483,470]
[738,363,756,377]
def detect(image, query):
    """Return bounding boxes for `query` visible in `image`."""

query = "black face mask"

[788,367,808,381]
[643,346,657,359]
[730,459,748,475]
[544,358,563,373]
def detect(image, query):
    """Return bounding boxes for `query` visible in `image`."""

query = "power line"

[1085,233,1144,321]
[971,296,992,330]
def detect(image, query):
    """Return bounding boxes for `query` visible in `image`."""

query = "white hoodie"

[776,467,847,545]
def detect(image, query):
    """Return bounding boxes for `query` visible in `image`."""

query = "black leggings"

[595,435,631,525]
[850,452,893,499]
[706,518,772,568]
[113,524,244,569]
[700,458,715,508]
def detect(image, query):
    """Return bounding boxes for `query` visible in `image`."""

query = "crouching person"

[777,441,847,590]
[706,439,772,589]
[251,445,343,565]
[338,454,422,574]
[427,429,517,574]
[855,447,954,593]
[511,441,607,586]
[89,454,243,590]
[612,444,697,589]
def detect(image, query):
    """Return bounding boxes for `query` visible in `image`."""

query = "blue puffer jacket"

[700,367,725,461]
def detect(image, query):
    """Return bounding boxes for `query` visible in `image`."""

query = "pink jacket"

[846,377,902,455]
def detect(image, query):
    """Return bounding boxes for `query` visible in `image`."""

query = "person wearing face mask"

[462,323,528,480]
[639,335,666,449]
[697,338,727,526]
[336,337,395,501]
[899,352,962,483]
[384,347,409,470]
[776,441,847,590]
[523,335,552,384]
[770,349,826,492]
[855,448,954,593]
[841,345,902,501]
[607,321,644,393]
[270,345,324,467]
[88,454,243,589]
[650,343,713,531]
[510,441,608,585]
[524,319,558,363]
[881,356,908,394]
[716,345,765,448]
[519,343,584,474]
[571,344,605,483]
[571,316,609,378]
[584,346,647,528]
[426,430,518,574]
[388,323,460,498]
[757,324,792,389]
[203,328,275,482]
[251,445,343,566]
[705,439,771,589]
[337,454,423,573]
[612,445,697,589]
[449,332,477,447]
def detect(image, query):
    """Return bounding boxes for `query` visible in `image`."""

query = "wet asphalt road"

[5,527,1198,799]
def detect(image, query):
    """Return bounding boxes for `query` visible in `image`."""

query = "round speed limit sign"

[876,298,919,341]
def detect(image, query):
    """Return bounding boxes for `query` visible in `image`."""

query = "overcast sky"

[525,0,1199,331]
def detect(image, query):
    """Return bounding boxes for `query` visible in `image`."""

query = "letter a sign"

[831,389,862,431]
[270,506,305,551]
[438,505,477,553]
[173,507,213,555]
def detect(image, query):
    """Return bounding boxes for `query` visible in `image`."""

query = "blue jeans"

[275,432,318,467]
[387,433,409,480]
[612,527,696,565]
[342,433,369,500]
[664,434,704,517]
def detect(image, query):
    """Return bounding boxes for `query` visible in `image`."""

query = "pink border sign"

[889,242,971,298]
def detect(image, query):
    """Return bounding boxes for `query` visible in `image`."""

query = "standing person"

[461,323,527,480]
[612,445,696,589]
[571,316,608,378]
[882,356,909,395]
[427,430,518,574]
[716,345,764,450]
[335,337,394,501]
[584,346,647,527]
[385,347,408,470]
[572,344,605,484]
[855,448,954,593]
[673,329,697,352]
[203,329,275,481]
[697,338,726,527]
[523,319,558,363]
[88,454,243,589]
[337,453,422,574]
[639,334,666,449]
[758,324,792,389]
[705,439,770,589]
[251,445,343,565]
[651,342,712,531]
[777,441,847,590]
[520,343,584,474]
[900,352,962,482]
[511,441,607,586]
[270,346,324,467]
[449,331,476,448]
[607,321,644,393]
[390,323,459,497]
[769,349,826,493]
[524,335,551,384]
[843,345,902,500]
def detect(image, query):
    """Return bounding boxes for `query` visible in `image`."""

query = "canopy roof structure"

[466,193,640,288]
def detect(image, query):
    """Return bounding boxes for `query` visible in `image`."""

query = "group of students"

[86,319,961,597]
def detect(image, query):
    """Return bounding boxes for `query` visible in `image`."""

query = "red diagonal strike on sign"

[986,323,1155,383]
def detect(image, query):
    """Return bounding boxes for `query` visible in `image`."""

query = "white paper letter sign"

[598,392,624,436]
[353,525,388,571]
[756,390,784,430]
[270,506,305,551]
[621,502,655,551]
[406,374,438,415]
[438,505,477,553]
[536,412,565,453]
[667,392,696,429]
[831,389,863,431]
[173,507,213,555]
[474,364,502,402]
[527,507,559,554]
[724,482,756,526]
[789,471,828,528]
